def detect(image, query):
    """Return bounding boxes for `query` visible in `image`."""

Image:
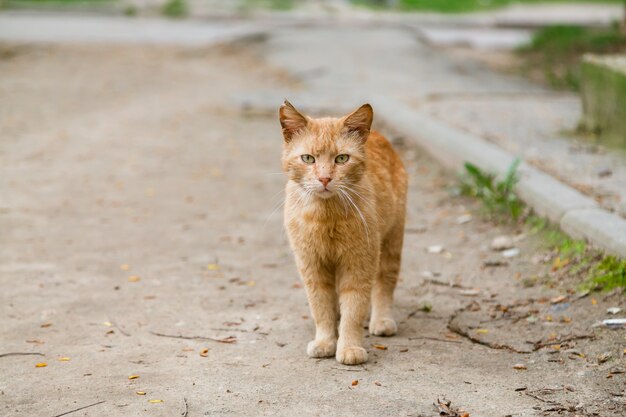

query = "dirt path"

[0,39,624,416]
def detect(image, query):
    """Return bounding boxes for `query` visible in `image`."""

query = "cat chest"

[287,216,358,254]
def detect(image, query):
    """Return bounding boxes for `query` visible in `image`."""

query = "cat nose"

[318,177,331,188]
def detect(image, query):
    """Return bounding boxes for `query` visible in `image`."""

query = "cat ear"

[279,100,308,142]
[343,104,373,141]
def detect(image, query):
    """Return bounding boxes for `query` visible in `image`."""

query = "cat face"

[279,101,373,199]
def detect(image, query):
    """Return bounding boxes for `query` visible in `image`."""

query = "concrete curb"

[0,13,267,46]
[373,96,626,258]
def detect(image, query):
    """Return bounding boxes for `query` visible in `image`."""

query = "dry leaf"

[128,275,141,282]
[128,375,140,380]
[58,357,71,362]
[351,380,358,386]
[148,399,163,403]
[40,323,52,328]
[374,381,382,386]
[136,391,146,396]
[207,264,219,271]
[476,329,489,334]
[246,280,256,287]
[513,364,527,370]
[103,321,113,327]
[120,264,130,271]
[35,362,47,368]
[200,348,209,357]
[373,344,388,350]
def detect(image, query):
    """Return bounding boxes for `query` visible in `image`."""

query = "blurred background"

[2,1,626,416]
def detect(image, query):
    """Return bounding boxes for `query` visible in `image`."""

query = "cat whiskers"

[337,187,370,246]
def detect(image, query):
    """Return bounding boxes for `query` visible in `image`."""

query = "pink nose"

[319,177,331,188]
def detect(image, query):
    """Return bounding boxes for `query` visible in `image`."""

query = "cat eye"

[335,154,350,164]
[301,154,315,164]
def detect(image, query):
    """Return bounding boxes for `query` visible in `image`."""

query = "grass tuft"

[517,24,626,90]
[162,0,187,18]
[458,164,626,294]
[458,159,523,221]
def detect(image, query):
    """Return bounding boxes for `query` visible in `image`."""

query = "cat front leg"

[335,263,375,365]
[297,259,338,358]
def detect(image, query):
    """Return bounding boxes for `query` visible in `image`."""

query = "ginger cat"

[279,101,408,365]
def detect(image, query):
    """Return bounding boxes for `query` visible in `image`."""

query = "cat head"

[279,100,373,199]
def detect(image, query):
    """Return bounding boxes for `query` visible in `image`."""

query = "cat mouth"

[316,189,334,198]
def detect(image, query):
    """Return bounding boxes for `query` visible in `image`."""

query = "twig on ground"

[52,400,105,417]
[408,336,463,344]
[209,327,249,333]
[149,331,236,344]
[447,310,532,354]
[0,352,44,358]
[331,366,367,372]
[181,397,189,417]
[532,334,595,351]
[422,279,473,289]
[111,321,131,337]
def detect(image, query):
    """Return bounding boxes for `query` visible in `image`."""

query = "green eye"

[301,154,315,164]
[335,154,350,164]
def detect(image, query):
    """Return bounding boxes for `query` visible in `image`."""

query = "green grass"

[527,216,626,293]
[517,24,626,90]
[353,0,624,14]
[458,159,523,222]
[242,0,295,11]
[458,163,626,293]
[162,0,187,18]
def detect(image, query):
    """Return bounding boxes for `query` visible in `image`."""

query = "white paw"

[336,346,368,365]
[369,318,397,336]
[307,339,337,358]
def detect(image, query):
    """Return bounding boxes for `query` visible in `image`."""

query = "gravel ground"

[0,30,625,417]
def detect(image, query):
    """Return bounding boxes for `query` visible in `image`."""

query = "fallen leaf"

[373,344,387,350]
[103,321,113,327]
[598,352,612,364]
[591,298,598,305]
[351,380,359,386]
[374,381,382,386]
[513,364,527,370]
[476,329,489,334]
[128,275,141,282]
[148,399,163,403]
[551,257,570,271]
[58,357,71,362]
[207,264,219,271]
[35,362,48,368]
[120,264,130,271]
[128,375,140,380]
[200,348,209,357]
[550,295,567,304]
[136,391,146,395]
[40,322,52,328]
[246,280,256,287]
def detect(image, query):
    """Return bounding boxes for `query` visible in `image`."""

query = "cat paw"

[307,339,337,358]
[369,318,397,336]
[336,346,368,365]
